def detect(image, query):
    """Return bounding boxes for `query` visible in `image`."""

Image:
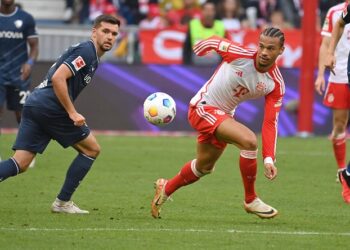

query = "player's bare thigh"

[73,133,101,158]
[215,118,257,150]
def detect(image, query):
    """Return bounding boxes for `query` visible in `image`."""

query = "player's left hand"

[264,163,277,180]
[21,63,32,80]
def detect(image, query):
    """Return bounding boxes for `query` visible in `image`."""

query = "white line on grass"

[0,227,349,236]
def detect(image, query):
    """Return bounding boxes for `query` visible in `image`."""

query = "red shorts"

[188,105,231,149]
[323,83,350,109]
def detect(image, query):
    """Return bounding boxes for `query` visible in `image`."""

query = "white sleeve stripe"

[27,35,39,38]
[193,41,219,53]
[272,68,285,94]
[321,31,332,37]
[193,39,220,49]
[228,48,255,56]
[229,44,250,53]
[63,62,75,76]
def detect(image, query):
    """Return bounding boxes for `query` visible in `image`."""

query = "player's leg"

[52,133,100,214]
[215,118,278,218]
[331,109,349,173]
[0,150,36,182]
[0,105,46,182]
[151,143,224,218]
[0,84,6,161]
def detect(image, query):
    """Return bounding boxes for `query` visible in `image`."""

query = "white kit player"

[315,1,350,181]
[151,27,285,219]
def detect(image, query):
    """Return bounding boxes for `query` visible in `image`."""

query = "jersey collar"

[0,6,18,17]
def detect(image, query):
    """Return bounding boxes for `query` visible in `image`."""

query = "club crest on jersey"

[72,56,86,71]
[218,41,230,52]
[14,20,23,29]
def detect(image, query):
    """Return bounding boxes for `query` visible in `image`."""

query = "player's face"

[92,21,119,54]
[256,35,284,70]
[1,0,15,6]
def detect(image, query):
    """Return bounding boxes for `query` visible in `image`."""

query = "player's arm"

[21,37,39,81]
[314,35,330,95]
[192,35,250,62]
[51,64,85,126]
[326,6,349,74]
[262,85,283,180]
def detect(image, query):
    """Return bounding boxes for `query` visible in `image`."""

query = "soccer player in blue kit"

[0,14,120,214]
[0,0,38,160]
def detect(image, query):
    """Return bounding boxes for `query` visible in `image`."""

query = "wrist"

[264,157,274,165]
[26,58,34,66]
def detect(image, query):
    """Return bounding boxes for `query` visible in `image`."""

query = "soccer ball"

[143,92,176,126]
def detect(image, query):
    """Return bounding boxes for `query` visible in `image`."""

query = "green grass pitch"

[0,134,349,249]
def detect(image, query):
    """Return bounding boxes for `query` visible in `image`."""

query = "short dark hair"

[261,27,285,47]
[93,15,120,28]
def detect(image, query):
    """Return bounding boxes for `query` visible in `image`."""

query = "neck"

[91,38,104,58]
[255,59,273,73]
[0,5,16,14]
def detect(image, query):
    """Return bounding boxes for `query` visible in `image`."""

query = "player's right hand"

[314,75,325,95]
[69,112,86,127]
[264,163,277,180]
[325,53,336,75]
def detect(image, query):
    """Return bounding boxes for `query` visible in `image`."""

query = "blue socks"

[0,158,20,182]
[57,153,95,201]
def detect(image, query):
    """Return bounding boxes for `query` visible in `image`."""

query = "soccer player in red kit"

[151,27,285,219]
[315,1,350,182]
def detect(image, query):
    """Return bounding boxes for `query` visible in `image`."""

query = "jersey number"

[233,86,249,98]
[19,91,30,104]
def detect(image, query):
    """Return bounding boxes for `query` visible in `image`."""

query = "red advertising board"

[139,28,320,67]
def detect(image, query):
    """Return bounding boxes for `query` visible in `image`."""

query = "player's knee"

[240,135,257,150]
[15,158,31,173]
[84,143,101,158]
[196,163,215,175]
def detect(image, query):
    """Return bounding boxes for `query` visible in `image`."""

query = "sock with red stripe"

[239,150,258,203]
[332,132,346,169]
[165,159,202,196]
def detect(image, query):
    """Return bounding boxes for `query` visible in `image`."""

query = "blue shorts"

[13,106,90,153]
[0,82,31,111]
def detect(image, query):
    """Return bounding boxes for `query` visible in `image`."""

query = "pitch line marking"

[0,227,349,236]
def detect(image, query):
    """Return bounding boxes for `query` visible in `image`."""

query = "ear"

[279,46,285,55]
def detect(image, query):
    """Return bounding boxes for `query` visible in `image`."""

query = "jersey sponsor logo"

[72,56,86,71]
[218,41,230,52]
[14,20,23,29]
[0,31,23,39]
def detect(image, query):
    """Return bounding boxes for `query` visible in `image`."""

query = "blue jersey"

[0,7,38,86]
[26,40,99,112]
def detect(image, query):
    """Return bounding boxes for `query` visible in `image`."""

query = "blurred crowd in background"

[61,0,344,30]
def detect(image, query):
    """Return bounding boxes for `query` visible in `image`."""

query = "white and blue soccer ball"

[143,92,176,126]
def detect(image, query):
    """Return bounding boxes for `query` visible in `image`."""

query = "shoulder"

[17,9,35,20]
[268,66,285,95]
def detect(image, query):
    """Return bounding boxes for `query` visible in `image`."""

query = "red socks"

[239,150,258,203]
[165,160,200,196]
[332,133,346,169]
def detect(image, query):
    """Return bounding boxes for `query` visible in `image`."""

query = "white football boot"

[51,198,89,214]
[244,197,278,219]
